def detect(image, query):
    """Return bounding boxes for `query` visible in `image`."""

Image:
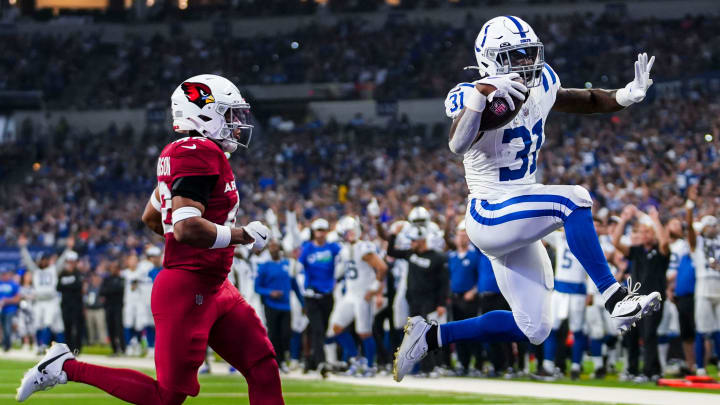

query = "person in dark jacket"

[100,261,126,355]
[57,251,84,353]
[255,240,303,369]
[387,225,448,375]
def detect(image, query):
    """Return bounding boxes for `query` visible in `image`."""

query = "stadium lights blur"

[9,0,17,5]
[178,0,187,9]
[705,134,713,142]
[147,0,155,6]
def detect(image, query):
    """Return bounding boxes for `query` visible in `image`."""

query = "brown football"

[476,80,527,131]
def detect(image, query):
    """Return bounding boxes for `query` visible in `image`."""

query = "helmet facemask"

[215,102,254,151]
[485,43,544,88]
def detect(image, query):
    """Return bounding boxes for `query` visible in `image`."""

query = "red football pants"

[64,268,283,404]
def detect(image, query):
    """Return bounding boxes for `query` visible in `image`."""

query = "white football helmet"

[336,216,362,241]
[472,16,545,88]
[408,206,431,227]
[171,74,253,153]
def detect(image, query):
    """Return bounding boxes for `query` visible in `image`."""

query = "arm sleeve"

[386,235,412,260]
[171,175,218,208]
[19,246,40,272]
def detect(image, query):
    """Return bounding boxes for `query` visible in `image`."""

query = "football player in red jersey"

[17,74,284,405]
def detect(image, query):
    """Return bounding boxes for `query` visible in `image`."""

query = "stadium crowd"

[1,13,719,108]
[0,82,719,381]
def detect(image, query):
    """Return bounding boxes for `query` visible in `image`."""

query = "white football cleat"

[610,277,662,335]
[16,342,74,402]
[393,316,432,382]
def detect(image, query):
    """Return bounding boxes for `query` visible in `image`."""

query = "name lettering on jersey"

[409,254,431,269]
[224,181,237,193]
[157,157,171,176]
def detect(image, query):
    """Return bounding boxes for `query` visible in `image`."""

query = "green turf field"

[0,359,612,405]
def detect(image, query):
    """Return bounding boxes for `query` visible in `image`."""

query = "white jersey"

[445,64,560,200]
[337,240,377,297]
[32,270,58,301]
[122,267,150,304]
[693,236,720,298]
[544,231,586,286]
[668,239,690,277]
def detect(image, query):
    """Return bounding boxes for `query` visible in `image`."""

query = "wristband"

[369,279,381,292]
[150,192,162,212]
[685,200,695,210]
[464,88,487,112]
[171,206,201,225]
[211,224,232,249]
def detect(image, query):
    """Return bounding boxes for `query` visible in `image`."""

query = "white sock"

[324,342,338,365]
[659,343,669,373]
[592,356,603,370]
[437,325,443,348]
[543,359,555,373]
[601,283,622,305]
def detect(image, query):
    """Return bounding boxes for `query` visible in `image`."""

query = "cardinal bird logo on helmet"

[181,82,216,108]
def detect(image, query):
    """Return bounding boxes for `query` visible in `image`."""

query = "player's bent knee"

[571,185,593,208]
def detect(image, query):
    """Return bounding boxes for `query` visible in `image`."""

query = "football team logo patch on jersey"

[181,82,215,108]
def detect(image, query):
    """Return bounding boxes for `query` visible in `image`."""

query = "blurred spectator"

[101,262,126,355]
[0,270,20,352]
[85,272,108,346]
[612,205,670,382]
[57,248,85,353]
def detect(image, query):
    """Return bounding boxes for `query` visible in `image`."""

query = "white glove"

[476,72,528,111]
[616,53,655,107]
[367,198,380,217]
[243,221,270,251]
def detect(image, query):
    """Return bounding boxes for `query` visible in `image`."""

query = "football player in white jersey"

[394,15,661,382]
[18,236,70,353]
[541,231,588,380]
[121,253,151,356]
[326,216,388,377]
[688,213,720,376]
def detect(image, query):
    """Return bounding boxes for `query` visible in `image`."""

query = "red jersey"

[156,136,239,281]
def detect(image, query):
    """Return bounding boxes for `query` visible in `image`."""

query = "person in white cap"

[56,247,83,353]
[298,217,342,373]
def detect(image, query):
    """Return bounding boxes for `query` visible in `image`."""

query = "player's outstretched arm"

[142,187,164,236]
[552,53,654,114]
[171,196,258,249]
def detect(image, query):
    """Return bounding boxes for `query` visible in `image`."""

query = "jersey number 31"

[499,118,543,182]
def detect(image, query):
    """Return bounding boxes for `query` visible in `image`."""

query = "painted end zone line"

[288,372,720,405]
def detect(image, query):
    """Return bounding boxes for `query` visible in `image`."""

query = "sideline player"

[326,216,388,376]
[394,16,661,381]
[17,74,284,405]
